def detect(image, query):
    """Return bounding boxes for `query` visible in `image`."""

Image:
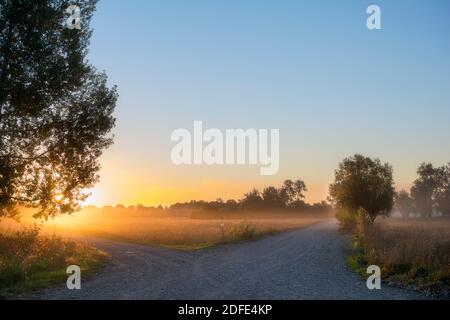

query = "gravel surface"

[33,220,424,300]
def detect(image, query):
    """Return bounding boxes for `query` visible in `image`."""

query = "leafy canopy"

[329,154,394,223]
[0,0,117,219]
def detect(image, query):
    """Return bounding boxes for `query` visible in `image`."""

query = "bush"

[335,208,357,231]
[228,221,258,242]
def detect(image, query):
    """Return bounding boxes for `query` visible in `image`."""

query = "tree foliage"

[168,180,328,214]
[0,0,117,219]
[329,154,394,224]
[410,163,440,218]
[281,179,307,206]
[434,163,450,217]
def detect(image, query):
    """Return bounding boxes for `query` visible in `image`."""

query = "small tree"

[394,190,414,218]
[281,179,307,206]
[329,154,395,224]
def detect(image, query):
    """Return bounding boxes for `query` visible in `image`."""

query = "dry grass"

[0,225,109,297]
[1,208,329,251]
[352,217,450,297]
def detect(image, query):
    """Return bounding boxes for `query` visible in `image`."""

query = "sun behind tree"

[0,0,117,219]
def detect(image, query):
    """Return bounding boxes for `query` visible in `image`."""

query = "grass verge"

[346,218,450,299]
[0,226,109,298]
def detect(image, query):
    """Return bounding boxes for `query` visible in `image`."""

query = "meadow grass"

[0,225,109,298]
[348,217,450,297]
[41,215,326,250]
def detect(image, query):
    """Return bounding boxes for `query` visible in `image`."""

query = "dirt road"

[34,220,423,299]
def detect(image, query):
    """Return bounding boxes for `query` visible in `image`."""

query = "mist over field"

[1,205,332,248]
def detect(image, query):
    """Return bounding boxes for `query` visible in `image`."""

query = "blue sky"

[84,0,450,206]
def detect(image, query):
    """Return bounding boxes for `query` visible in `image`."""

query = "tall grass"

[349,218,450,297]
[0,226,108,297]
[225,220,278,243]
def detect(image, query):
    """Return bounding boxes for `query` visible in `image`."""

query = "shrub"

[335,208,357,231]
[228,221,258,242]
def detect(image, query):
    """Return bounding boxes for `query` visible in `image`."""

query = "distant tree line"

[169,180,331,214]
[93,180,332,216]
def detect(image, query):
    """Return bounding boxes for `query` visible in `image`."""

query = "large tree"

[0,0,117,219]
[410,163,440,218]
[329,154,395,224]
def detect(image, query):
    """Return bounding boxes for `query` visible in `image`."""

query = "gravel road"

[34,220,424,300]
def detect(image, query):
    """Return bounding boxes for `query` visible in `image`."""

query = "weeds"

[346,218,450,298]
[227,221,259,242]
[0,226,108,297]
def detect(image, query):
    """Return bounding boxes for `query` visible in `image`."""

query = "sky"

[84,0,450,206]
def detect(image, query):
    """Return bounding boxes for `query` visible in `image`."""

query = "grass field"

[0,206,330,250]
[348,217,450,297]
[39,212,329,250]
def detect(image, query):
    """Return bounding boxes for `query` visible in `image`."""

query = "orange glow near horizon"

[83,180,330,208]
[82,175,415,208]
[81,147,418,208]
